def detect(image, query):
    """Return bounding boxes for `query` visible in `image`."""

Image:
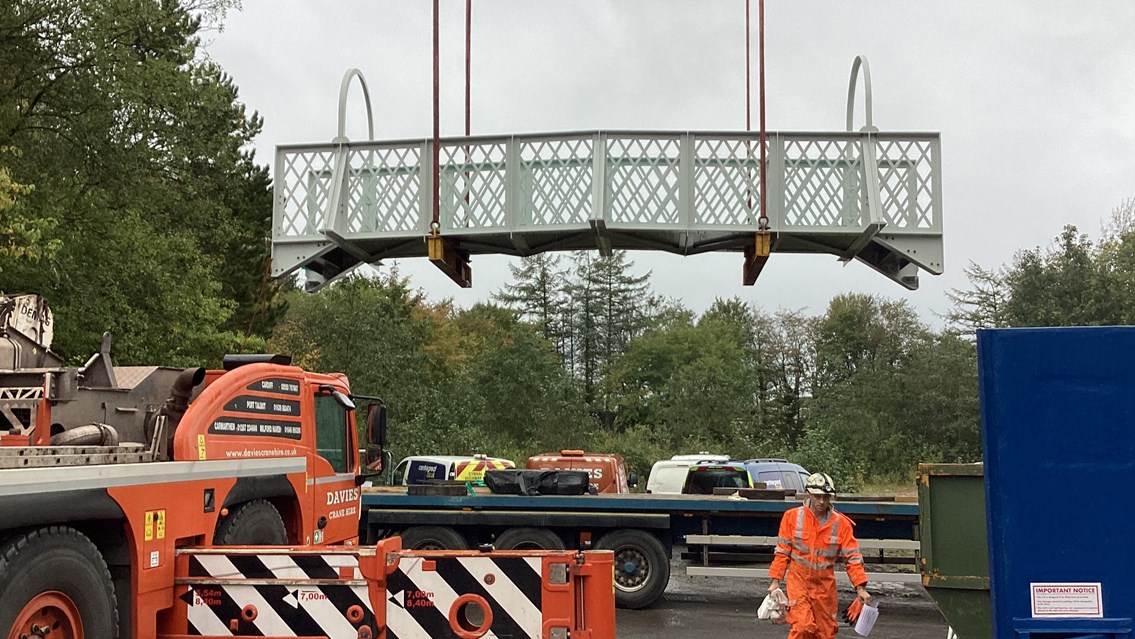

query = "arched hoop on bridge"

[846,55,878,133]
[320,68,379,277]
[334,68,375,143]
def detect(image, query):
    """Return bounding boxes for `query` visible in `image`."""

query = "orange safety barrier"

[159,538,615,639]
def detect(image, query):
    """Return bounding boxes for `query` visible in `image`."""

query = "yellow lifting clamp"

[742,230,772,286]
[427,227,473,288]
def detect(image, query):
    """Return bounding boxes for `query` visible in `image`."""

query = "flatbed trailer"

[360,491,920,609]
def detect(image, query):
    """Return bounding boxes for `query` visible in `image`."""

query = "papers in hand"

[854,602,879,636]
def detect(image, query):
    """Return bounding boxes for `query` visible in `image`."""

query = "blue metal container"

[978,327,1134,639]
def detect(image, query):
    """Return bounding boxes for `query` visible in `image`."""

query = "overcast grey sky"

[205,1,1135,325]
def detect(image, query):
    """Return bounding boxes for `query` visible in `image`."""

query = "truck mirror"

[365,402,387,448]
[331,390,355,410]
[628,471,639,488]
[319,385,356,410]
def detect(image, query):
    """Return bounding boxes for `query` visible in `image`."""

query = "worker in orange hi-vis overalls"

[766,472,872,639]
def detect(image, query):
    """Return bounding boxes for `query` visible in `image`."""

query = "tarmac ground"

[617,558,952,639]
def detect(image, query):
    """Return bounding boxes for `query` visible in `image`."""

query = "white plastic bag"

[757,588,789,621]
[854,602,879,636]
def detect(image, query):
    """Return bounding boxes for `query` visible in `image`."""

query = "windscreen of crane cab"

[315,394,351,473]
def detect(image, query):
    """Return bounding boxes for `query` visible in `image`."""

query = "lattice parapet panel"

[875,137,937,230]
[520,136,594,226]
[272,130,941,286]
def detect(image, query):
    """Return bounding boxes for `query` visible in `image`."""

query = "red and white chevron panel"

[182,551,375,637]
[385,555,545,639]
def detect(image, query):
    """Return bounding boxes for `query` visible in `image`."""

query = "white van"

[391,454,514,486]
[645,453,730,494]
[668,453,730,462]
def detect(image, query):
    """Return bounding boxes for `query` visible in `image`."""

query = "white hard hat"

[805,472,836,495]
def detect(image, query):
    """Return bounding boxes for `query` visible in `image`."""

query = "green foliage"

[494,254,568,353]
[950,204,1135,332]
[807,295,979,486]
[1002,226,1107,326]
[588,423,672,487]
[452,303,588,453]
[0,0,279,364]
[0,148,59,271]
[345,265,991,488]
[750,308,814,451]
[606,312,754,451]
[270,274,588,466]
[269,273,449,457]
[497,250,661,422]
[944,262,1010,334]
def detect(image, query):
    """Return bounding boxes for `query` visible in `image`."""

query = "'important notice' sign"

[1030,583,1103,618]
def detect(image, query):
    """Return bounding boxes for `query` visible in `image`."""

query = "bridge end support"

[428,234,473,288]
[742,232,772,286]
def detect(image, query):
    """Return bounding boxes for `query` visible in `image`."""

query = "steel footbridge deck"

[271,62,942,289]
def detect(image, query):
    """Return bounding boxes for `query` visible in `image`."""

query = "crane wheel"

[214,499,288,545]
[0,526,119,639]
[398,526,467,550]
[595,529,670,609]
[493,527,565,550]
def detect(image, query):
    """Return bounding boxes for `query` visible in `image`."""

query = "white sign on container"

[1030,582,1103,618]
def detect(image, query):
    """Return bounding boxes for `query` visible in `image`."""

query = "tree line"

[3,2,1133,488]
[1,0,282,366]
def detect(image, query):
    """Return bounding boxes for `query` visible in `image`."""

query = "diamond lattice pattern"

[875,139,935,230]
[781,138,865,229]
[605,137,680,224]
[278,149,336,237]
[344,145,423,233]
[694,138,763,226]
[440,143,507,229]
[521,138,593,226]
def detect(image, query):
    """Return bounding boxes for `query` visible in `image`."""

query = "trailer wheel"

[595,529,669,609]
[215,499,288,545]
[494,527,565,550]
[399,526,467,550]
[0,526,119,639]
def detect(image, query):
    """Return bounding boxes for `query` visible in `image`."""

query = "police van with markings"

[391,454,515,486]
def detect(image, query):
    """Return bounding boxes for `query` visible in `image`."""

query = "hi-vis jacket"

[768,505,867,639]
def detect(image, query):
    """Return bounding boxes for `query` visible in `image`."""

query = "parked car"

[668,452,731,462]
[680,461,754,494]
[645,453,731,494]
[390,454,515,486]
[739,458,811,493]
[525,449,636,493]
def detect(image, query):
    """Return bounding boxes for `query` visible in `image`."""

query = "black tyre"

[215,499,288,545]
[0,526,119,638]
[399,526,467,550]
[494,527,566,550]
[596,529,670,609]
[50,423,119,447]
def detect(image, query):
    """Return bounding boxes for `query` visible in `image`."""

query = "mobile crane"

[0,293,384,637]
